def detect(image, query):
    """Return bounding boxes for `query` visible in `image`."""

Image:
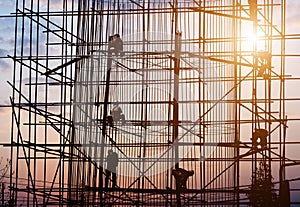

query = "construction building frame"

[2,0,300,206]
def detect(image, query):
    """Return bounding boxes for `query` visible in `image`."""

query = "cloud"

[0,60,10,72]
[19,75,57,84]
[0,48,9,56]
[0,18,15,56]
[0,49,11,72]
[286,1,300,30]
[0,48,12,72]
[0,100,11,114]
[37,0,77,10]
[0,2,14,7]
[0,107,10,115]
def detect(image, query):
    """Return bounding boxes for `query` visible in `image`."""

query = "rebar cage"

[7,0,297,206]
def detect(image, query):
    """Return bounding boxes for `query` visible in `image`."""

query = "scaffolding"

[3,0,300,206]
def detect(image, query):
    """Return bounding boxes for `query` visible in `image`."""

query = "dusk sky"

[0,1,16,160]
[0,0,300,205]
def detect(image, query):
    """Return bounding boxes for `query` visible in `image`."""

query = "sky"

[0,0,300,204]
[0,1,16,160]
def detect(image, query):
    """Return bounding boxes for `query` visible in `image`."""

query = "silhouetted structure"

[108,104,125,126]
[105,150,119,189]
[248,161,278,207]
[172,168,194,191]
[252,129,268,150]
[279,180,290,207]
[5,0,300,206]
[108,34,123,56]
[248,0,258,21]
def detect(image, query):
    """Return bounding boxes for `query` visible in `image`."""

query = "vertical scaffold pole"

[100,49,113,205]
[173,31,181,207]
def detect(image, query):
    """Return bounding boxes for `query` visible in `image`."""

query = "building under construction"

[3,0,300,206]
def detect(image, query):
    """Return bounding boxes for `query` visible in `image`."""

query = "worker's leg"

[121,114,125,125]
[112,172,117,189]
[105,169,111,189]
[107,115,113,126]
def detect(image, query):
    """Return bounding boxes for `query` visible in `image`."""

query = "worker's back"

[107,152,118,172]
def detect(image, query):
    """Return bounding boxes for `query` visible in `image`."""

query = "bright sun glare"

[242,22,264,51]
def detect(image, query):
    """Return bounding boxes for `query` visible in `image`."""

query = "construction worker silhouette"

[108,104,125,126]
[108,34,124,56]
[105,149,119,189]
[172,168,194,191]
[252,129,268,150]
[248,0,257,21]
[257,51,272,78]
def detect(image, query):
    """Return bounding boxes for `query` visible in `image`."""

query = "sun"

[241,22,265,52]
[247,31,258,48]
[241,22,257,51]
